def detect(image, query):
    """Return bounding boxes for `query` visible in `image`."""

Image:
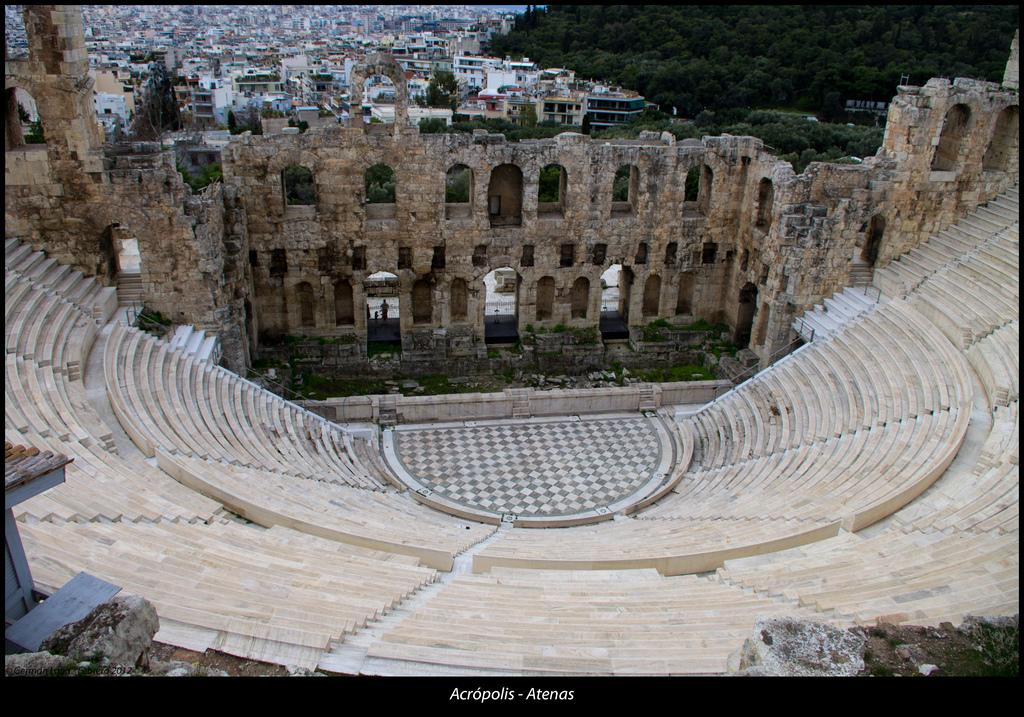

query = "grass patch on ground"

[367,341,401,358]
[631,364,716,382]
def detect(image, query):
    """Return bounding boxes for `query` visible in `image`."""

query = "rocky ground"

[858,617,1019,677]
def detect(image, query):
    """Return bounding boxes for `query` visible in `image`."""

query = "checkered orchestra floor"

[392,417,664,517]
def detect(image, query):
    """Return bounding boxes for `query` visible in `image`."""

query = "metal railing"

[792,316,817,343]
[126,301,170,335]
[704,334,811,410]
[245,365,309,403]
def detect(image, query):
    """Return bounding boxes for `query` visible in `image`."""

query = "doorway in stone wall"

[735,282,758,347]
[483,266,519,344]
[600,264,630,340]
[365,271,401,351]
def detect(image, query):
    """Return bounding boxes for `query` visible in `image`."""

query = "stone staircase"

[116,272,144,306]
[169,324,221,363]
[792,286,879,343]
[637,384,657,412]
[848,261,874,287]
[509,388,531,418]
[378,394,398,427]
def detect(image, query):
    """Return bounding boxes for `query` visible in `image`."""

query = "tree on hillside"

[424,70,459,111]
[130,63,181,140]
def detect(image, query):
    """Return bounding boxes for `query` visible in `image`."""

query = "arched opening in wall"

[755,178,774,230]
[571,277,590,320]
[450,278,468,322]
[244,299,257,355]
[536,276,555,322]
[488,163,523,227]
[282,166,316,206]
[365,163,396,219]
[642,275,662,318]
[483,267,520,344]
[5,87,44,151]
[611,164,638,215]
[697,165,713,215]
[683,166,701,216]
[676,272,695,316]
[600,264,629,340]
[412,278,432,324]
[445,164,473,219]
[365,270,401,349]
[97,225,121,284]
[664,242,677,266]
[735,282,758,347]
[931,104,971,172]
[635,242,648,265]
[861,214,886,267]
[537,164,567,216]
[359,72,400,126]
[754,302,771,346]
[334,279,354,326]
[295,282,316,328]
[982,105,1019,172]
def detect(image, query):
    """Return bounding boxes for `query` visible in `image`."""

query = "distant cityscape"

[7,4,648,176]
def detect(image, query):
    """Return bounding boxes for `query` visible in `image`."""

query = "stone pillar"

[1004,29,1019,90]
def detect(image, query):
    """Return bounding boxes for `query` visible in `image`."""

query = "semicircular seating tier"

[473,297,975,575]
[5,182,1018,674]
[5,238,493,668]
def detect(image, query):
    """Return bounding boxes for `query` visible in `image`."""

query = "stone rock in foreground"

[5,651,78,676]
[727,617,866,676]
[41,594,159,669]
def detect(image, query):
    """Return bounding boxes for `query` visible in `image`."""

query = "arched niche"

[450,277,469,322]
[642,275,661,317]
[412,278,432,324]
[570,276,591,319]
[488,164,523,227]
[536,276,555,321]
[931,103,971,172]
[982,105,1019,172]
[334,279,354,325]
[755,178,774,229]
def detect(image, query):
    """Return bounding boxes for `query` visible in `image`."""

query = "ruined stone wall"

[4,6,252,372]
[6,7,1019,376]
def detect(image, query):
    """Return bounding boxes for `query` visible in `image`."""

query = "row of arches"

[278,270,699,332]
[278,160,726,225]
[269,270,785,354]
[932,103,1018,173]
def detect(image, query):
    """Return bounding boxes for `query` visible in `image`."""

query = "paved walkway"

[392,416,664,517]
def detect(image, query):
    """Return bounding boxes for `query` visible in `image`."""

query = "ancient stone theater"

[4,6,1019,674]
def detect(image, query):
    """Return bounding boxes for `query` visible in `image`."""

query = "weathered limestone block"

[40,594,159,669]
[726,617,867,676]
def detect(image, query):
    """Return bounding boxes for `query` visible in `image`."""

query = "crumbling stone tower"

[5,5,253,371]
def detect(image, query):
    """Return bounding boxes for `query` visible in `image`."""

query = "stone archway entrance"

[483,266,519,344]
[600,264,629,340]
[861,214,886,267]
[735,282,758,347]
[365,271,401,349]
